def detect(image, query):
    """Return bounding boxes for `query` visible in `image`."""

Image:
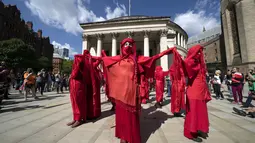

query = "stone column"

[181,35,183,47]
[183,38,186,48]
[111,33,118,56]
[177,32,181,46]
[175,34,177,45]
[82,34,88,54]
[144,31,150,56]
[96,34,103,57]
[160,30,168,71]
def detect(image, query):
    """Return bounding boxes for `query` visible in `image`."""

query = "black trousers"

[214,84,224,98]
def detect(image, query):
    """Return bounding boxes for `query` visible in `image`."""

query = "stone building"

[201,34,227,74]
[187,26,221,48]
[0,1,53,68]
[80,16,188,71]
[52,53,63,73]
[221,0,255,73]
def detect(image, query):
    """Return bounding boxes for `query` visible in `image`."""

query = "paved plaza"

[0,86,254,143]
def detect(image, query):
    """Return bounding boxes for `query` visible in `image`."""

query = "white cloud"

[194,0,210,10]
[52,41,78,57]
[174,0,220,36]
[105,3,127,20]
[24,0,127,35]
[174,11,220,36]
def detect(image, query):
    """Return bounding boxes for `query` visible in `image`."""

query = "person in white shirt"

[213,70,224,100]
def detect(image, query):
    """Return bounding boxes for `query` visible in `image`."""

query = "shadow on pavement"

[2,95,66,106]
[88,109,115,123]
[0,105,44,113]
[140,106,174,143]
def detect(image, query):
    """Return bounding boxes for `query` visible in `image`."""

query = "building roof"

[80,15,171,26]
[187,26,221,44]
[80,15,188,38]
[53,53,63,59]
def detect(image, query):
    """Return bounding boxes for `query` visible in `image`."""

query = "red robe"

[69,55,87,121]
[154,66,169,103]
[169,51,186,114]
[102,38,175,143]
[84,51,102,119]
[184,45,211,139]
[140,75,149,104]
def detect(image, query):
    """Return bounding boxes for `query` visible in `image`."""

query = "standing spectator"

[242,69,255,108]
[226,70,233,97]
[24,68,37,101]
[231,67,243,104]
[237,68,245,92]
[61,74,68,91]
[51,72,55,91]
[10,69,15,88]
[213,70,224,100]
[55,72,62,94]
[36,71,43,95]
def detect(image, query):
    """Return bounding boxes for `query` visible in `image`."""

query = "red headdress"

[185,45,207,80]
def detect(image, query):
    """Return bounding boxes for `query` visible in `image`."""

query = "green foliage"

[0,38,36,68]
[61,59,73,74]
[37,56,51,68]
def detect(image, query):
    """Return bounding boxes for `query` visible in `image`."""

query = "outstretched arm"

[152,47,175,62]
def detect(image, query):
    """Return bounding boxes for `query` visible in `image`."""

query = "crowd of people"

[206,67,255,118]
[68,38,210,143]
[0,62,70,102]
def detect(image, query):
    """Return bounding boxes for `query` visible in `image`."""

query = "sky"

[3,0,221,57]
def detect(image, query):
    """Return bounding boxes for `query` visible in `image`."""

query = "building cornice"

[80,17,170,28]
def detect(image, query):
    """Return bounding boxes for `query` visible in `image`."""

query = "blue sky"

[3,0,220,57]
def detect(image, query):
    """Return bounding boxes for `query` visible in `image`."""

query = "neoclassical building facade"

[80,16,188,71]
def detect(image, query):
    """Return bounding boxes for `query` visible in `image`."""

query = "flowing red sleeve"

[138,47,175,78]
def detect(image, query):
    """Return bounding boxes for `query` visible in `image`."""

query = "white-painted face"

[124,42,133,48]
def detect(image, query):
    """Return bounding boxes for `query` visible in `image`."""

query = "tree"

[61,59,73,74]
[0,38,36,68]
[37,56,50,68]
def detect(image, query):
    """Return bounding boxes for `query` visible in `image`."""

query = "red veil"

[169,48,186,113]
[184,45,211,102]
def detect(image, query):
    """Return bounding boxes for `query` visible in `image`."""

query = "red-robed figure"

[67,51,102,128]
[169,50,186,117]
[140,75,149,104]
[154,66,169,108]
[184,45,211,142]
[67,55,88,128]
[101,38,176,143]
[83,50,102,119]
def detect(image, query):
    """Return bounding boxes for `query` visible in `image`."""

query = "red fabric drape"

[101,38,176,143]
[69,55,87,121]
[155,66,169,103]
[83,51,101,119]
[183,45,211,139]
[169,49,186,113]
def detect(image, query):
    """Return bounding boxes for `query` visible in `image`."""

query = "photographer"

[242,69,255,108]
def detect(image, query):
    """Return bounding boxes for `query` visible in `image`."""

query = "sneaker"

[232,101,237,104]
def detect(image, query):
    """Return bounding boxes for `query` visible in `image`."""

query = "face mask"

[122,42,133,55]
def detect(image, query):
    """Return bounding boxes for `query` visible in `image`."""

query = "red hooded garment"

[101,38,175,143]
[183,45,211,139]
[83,50,102,119]
[69,55,87,121]
[169,49,186,114]
[154,66,169,103]
[140,74,149,104]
